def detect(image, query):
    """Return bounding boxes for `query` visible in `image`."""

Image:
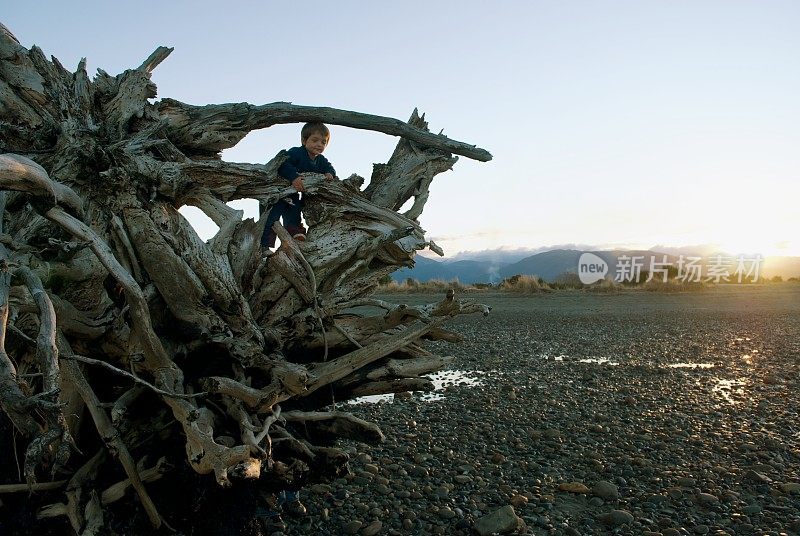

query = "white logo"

[578,252,608,284]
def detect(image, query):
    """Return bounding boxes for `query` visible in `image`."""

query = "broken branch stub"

[0,24,491,534]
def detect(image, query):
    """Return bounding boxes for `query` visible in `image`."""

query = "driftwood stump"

[0,23,491,534]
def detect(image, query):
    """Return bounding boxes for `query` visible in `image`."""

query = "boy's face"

[303,133,329,159]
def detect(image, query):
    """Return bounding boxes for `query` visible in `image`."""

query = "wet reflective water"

[543,353,618,365]
[350,357,749,407]
[350,393,395,404]
[712,378,747,404]
[577,357,619,365]
[541,354,751,406]
[421,369,485,401]
[349,369,484,404]
[668,363,747,405]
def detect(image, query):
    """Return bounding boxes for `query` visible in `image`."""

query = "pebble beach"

[280,285,800,535]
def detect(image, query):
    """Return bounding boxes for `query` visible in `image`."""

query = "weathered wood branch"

[0,154,83,216]
[366,355,454,381]
[305,319,443,394]
[364,109,458,216]
[12,266,74,485]
[44,206,181,388]
[0,480,68,493]
[14,267,59,391]
[282,410,385,443]
[158,100,492,161]
[60,357,163,528]
[0,197,42,438]
[200,375,282,411]
[37,457,167,519]
[61,449,106,534]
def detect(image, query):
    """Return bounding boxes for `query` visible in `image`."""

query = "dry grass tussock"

[584,279,622,293]
[642,279,708,292]
[378,275,744,294]
[377,279,482,293]
[500,274,552,293]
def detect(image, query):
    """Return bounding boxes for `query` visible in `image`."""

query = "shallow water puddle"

[420,369,486,401]
[577,357,619,365]
[350,393,395,404]
[667,362,747,405]
[542,353,618,365]
[349,369,485,404]
[430,369,484,388]
[712,378,747,405]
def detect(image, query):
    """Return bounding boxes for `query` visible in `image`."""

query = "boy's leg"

[260,201,286,248]
[283,194,306,240]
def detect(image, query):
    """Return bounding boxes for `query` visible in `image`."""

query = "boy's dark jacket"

[278,146,336,181]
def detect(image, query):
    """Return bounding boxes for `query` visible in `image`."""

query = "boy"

[261,122,337,249]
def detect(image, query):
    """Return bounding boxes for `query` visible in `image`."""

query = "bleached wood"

[61,358,163,528]
[15,267,59,391]
[364,110,458,217]
[303,319,444,398]
[0,154,83,216]
[0,24,492,533]
[282,410,384,442]
[0,480,67,493]
[81,490,104,536]
[366,355,454,380]
[159,100,492,161]
[0,212,41,438]
[37,457,167,519]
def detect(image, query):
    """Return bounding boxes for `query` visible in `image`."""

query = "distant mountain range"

[391,248,800,284]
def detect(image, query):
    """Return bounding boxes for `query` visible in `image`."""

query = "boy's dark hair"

[301,122,330,142]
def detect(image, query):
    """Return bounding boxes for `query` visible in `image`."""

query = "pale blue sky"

[5,1,799,256]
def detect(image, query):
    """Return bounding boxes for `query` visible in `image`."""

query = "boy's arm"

[277,147,303,182]
[320,155,336,178]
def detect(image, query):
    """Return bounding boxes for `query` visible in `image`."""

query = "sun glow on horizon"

[425,234,800,260]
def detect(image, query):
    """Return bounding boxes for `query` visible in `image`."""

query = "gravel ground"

[280,285,800,536]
